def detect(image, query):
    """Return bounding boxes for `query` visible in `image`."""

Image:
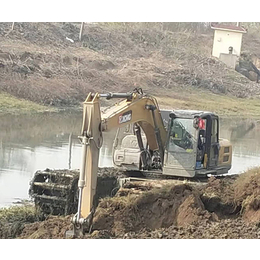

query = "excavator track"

[29,168,123,215]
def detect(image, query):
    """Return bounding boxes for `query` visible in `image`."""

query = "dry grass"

[99,193,139,209]
[0,92,55,114]
[1,22,260,114]
[0,205,44,238]
[156,89,260,118]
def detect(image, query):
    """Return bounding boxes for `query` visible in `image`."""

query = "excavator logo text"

[119,110,132,124]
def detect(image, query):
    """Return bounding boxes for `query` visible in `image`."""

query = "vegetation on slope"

[0,22,260,115]
[0,92,56,114]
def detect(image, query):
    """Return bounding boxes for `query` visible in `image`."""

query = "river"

[0,111,260,207]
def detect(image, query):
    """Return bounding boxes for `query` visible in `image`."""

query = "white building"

[211,23,247,68]
[211,23,247,58]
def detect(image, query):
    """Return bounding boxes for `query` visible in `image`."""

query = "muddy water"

[0,112,259,207]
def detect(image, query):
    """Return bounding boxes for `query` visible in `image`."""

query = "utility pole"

[11,22,15,30]
[68,133,73,169]
[236,22,240,27]
[79,22,85,41]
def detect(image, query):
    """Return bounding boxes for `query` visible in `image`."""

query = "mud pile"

[18,215,72,239]
[114,218,260,239]
[199,176,240,217]
[233,168,260,224]
[92,183,215,236]
[2,167,260,239]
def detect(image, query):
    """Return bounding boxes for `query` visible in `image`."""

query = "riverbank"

[0,92,57,115]
[156,89,260,118]
[2,89,260,118]
[1,167,259,239]
[1,22,260,117]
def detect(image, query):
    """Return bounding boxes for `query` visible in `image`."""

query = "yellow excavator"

[29,88,232,237]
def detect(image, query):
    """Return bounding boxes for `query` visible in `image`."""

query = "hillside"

[0,22,260,116]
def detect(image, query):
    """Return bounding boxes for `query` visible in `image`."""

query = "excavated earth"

[1,167,257,239]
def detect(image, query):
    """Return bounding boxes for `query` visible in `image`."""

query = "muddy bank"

[113,218,260,239]
[0,205,44,239]
[1,167,260,239]
[89,169,260,239]
[92,183,215,236]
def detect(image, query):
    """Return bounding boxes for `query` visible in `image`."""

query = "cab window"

[211,119,218,143]
[168,118,196,152]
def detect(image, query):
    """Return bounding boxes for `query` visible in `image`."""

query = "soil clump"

[18,215,72,239]
[115,218,260,239]
[92,183,215,236]
[233,168,260,224]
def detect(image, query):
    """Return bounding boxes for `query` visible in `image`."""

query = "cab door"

[205,115,219,168]
[163,117,198,177]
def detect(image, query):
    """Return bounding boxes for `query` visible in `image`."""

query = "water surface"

[0,112,259,207]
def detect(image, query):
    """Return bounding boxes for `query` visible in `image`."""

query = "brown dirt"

[92,184,215,236]
[115,218,260,239]
[233,168,260,224]
[199,175,239,217]
[18,215,72,239]
[0,205,45,239]
[6,168,260,239]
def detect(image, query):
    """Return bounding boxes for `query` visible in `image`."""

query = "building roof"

[171,110,216,119]
[211,23,247,33]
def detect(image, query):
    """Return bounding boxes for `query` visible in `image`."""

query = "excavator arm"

[71,89,167,237]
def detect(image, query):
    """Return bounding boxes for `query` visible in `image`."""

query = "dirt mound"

[199,175,240,217]
[199,169,260,224]
[3,168,260,239]
[233,168,260,224]
[92,184,215,236]
[117,218,260,239]
[233,168,260,202]
[19,215,72,239]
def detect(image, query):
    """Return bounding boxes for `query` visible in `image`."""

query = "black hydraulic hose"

[134,123,148,169]
[145,105,164,164]
[90,92,133,100]
[91,88,144,100]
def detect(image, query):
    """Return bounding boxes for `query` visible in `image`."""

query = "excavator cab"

[163,110,232,177]
[113,109,231,178]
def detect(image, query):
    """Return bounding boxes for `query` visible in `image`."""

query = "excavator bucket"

[29,169,79,215]
[29,168,121,216]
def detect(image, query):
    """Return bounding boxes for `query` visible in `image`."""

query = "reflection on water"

[0,112,260,207]
[0,112,114,207]
[220,118,260,174]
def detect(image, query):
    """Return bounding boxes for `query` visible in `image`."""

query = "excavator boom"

[70,89,167,236]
